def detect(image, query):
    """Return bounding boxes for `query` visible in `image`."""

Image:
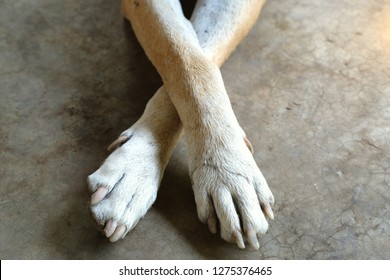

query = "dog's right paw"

[87,129,163,242]
[189,129,274,250]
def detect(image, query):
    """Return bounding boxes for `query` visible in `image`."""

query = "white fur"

[88,0,274,249]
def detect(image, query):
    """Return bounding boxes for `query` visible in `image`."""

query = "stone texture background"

[1,0,389,259]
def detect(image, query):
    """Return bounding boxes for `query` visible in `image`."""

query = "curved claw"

[207,217,217,234]
[109,225,127,242]
[244,137,254,154]
[232,230,245,249]
[247,229,260,250]
[91,187,108,205]
[104,219,117,238]
[262,203,274,220]
[107,134,130,152]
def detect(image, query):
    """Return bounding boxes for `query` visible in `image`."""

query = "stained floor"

[1,0,390,259]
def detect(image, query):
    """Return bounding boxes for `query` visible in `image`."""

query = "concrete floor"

[1,0,390,259]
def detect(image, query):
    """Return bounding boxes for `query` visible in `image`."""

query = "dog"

[87,0,274,250]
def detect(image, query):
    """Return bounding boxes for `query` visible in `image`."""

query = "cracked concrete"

[1,0,389,259]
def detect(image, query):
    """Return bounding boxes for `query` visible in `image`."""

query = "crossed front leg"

[88,0,274,249]
[88,87,182,241]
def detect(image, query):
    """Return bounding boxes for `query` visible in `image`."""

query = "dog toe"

[90,187,109,205]
[109,225,127,242]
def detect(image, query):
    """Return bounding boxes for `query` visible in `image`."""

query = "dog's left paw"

[87,129,164,242]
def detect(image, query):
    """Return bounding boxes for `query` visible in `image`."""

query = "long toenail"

[104,219,117,238]
[109,225,127,242]
[262,203,274,220]
[246,229,260,250]
[91,188,108,205]
[107,134,131,152]
[232,230,245,249]
[244,137,254,154]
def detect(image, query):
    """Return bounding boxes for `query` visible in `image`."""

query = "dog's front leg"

[123,0,274,249]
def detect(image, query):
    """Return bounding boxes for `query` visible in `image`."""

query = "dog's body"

[87,0,274,250]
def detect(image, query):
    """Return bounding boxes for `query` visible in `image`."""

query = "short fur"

[88,0,274,250]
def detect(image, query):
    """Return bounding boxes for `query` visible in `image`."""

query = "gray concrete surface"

[1,0,389,259]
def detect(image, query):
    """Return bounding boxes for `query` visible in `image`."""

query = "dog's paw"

[87,129,163,242]
[190,133,274,250]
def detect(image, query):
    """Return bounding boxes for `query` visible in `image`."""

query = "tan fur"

[88,0,274,249]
